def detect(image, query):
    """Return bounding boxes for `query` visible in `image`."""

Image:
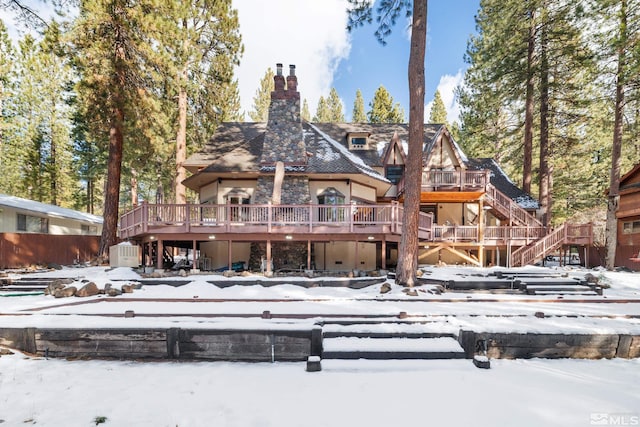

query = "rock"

[584,273,599,284]
[380,283,392,294]
[44,281,67,295]
[0,347,14,356]
[416,270,424,277]
[107,288,122,297]
[223,270,235,278]
[47,263,63,270]
[54,286,77,298]
[104,283,112,292]
[178,269,187,277]
[534,311,545,318]
[76,282,99,297]
[404,289,418,297]
[121,284,135,293]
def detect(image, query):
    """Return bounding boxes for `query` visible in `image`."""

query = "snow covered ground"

[1,264,639,426]
[0,353,639,427]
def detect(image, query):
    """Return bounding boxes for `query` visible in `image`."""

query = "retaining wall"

[0,327,314,362]
[458,330,640,359]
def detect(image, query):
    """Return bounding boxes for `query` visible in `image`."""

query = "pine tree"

[348,0,424,287]
[249,67,274,122]
[72,0,169,258]
[313,96,330,122]
[158,0,242,204]
[301,98,311,121]
[326,87,345,122]
[351,89,367,122]
[368,85,405,123]
[0,20,20,196]
[428,90,448,125]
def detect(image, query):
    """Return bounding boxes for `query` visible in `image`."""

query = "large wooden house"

[119,64,593,273]
[616,163,640,270]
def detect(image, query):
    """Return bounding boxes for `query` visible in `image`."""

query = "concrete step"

[322,336,466,360]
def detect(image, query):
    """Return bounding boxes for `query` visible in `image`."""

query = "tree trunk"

[605,0,627,270]
[98,104,124,259]
[98,17,127,260]
[538,17,551,228]
[396,0,427,287]
[523,7,535,194]
[175,67,188,205]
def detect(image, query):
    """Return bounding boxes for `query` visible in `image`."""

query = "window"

[17,213,49,233]
[224,188,251,222]
[622,221,640,234]
[318,187,345,222]
[348,133,370,150]
[386,165,404,184]
[81,224,98,235]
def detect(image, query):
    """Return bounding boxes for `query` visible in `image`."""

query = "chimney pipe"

[289,64,296,76]
[276,63,283,76]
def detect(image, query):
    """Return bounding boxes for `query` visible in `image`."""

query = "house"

[118,64,593,273]
[616,163,640,270]
[0,194,102,268]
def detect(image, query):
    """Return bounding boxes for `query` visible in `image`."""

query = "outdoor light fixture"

[208,235,216,240]
[149,236,155,240]
[367,236,375,240]
[285,235,293,240]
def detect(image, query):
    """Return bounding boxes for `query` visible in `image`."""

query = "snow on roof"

[307,123,390,183]
[0,194,103,224]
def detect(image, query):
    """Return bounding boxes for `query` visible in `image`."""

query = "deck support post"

[382,238,387,270]
[227,240,233,271]
[266,240,272,275]
[192,240,198,271]
[156,239,163,270]
[307,240,312,270]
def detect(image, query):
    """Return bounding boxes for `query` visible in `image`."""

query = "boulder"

[107,288,122,297]
[44,281,67,295]
[584,273,599,284]
[380,283,392,294]
[54,286,77,298]
[121,284,135,294]
[76,282,100,297]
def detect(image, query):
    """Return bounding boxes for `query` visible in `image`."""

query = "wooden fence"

[0,233,100,268]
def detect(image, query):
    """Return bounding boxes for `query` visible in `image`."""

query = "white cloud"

[424,70,465,124]
[233,0,351,120]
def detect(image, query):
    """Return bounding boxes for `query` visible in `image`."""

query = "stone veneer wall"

[260,98,306,165]
[253,176,311,205]
[249,241,308,272]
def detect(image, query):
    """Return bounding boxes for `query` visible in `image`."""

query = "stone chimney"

[260,63,306,167]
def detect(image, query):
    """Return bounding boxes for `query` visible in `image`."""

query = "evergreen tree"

[301,98,311,121]
[348,0,424,287]
[351,89,367,122]
[313,96,330,122]
[326,87,345,122]
[248,67,274,122]
[158,0,242,204]
[368,85,405,123]
[72,0,169,258]
[428,90,448,125]
[0,20,20,196]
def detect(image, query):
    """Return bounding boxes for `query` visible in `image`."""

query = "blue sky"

[234,0,481,123]
[1,0,481,124]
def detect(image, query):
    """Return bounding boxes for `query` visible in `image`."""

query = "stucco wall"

[199,241,251,271]
[313,241,376,271]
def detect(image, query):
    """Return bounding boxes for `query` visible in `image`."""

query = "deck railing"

[397,169,489,194]
[119,202,434,238]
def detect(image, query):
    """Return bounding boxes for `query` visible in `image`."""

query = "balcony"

[397,169,490,194]
[119,202,434,241]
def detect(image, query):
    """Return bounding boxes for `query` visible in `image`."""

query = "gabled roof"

[466,158,540,210]
[620,162,640,192]
[183,122,267,173]
[0,194,103,224]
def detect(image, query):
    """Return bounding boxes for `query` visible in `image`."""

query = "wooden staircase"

[510,224,568,267]
[484,184,542,227]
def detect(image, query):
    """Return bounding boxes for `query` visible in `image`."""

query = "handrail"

[484,183,542,227]
[397,169,489,194]
[510,224,566,267]
[120,202,425,237]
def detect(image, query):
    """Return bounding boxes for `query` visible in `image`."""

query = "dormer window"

[348,132,370,150]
